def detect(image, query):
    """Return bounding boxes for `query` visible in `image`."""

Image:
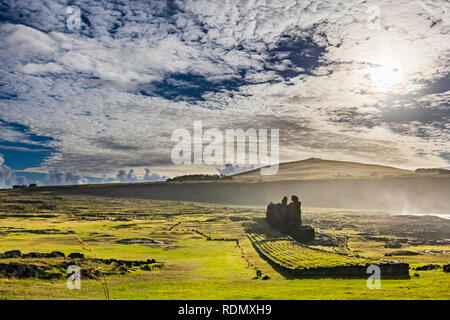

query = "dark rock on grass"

[6,251,65,259]
[49,251,65,258]
[116,238,157,244]
[262,275,270,280]
[22,252,46,258]
[0,262,45,279]
[385,250,421,256]
[81,268,102,279]
[123,261,133,267]
[45,273,63,280]
[68,253,84,259]
[4,250,22,258]
[443,264,450,273]
[0,252,164,279]
[103,258,117,264]
[415,264,441,271]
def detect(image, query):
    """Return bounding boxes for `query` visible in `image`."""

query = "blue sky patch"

[0,119,55,170]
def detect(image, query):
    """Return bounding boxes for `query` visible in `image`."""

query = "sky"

[0,0,449,187]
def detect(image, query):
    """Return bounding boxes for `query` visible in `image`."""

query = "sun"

[369,57,403,89]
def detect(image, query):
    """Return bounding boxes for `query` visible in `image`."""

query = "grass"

[0,189,448,299]
[247,221,376,269]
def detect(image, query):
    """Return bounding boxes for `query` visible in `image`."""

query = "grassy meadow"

[0,188,449,299]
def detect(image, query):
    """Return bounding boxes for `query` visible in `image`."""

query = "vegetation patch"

[246,221,409,278]
[0,250,164,279]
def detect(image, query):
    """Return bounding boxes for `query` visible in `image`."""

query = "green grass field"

[0,189,448,299]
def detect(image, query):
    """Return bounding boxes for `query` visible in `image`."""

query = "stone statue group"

[266,195,302,230]
[266,195,315,243]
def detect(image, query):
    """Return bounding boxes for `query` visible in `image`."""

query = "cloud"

[0,155,28,188]
[0,0,449,178]
[116,169,137,183]
[143,168,168,182]
[116,168,167,183]
[44,169,87,186]
[217,163,255,176]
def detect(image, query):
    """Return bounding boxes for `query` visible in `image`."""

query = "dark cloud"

[382,107,449,124]
[44,168,87,186]
[116,168,167,182]
[91,137,142,151]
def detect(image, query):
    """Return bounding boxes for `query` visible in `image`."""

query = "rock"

[443,264,450,273]
[119,261,132,267]
[289,225,316,243]
[116,238,157,244]
[415,264,441,271]
[4,250,22,258]
[49,251,65,258]
[262,275,270,280]
[0,262,45,279]
[22,252,46,258]
[385,250,421,256]
[46,273,63,280]
[68,253,84,259]
[104,259,117,264]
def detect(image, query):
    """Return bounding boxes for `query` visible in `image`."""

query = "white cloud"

[0,0,449,178]
[116,168,167,183]
[0,155,28,188]
[217,163,255,176]
[44,169,87,186]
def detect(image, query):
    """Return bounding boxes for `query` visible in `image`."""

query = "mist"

[43,176,450,214]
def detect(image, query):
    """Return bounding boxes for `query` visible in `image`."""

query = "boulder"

[49,251,65,258]
[0,262,44,279]
[443,264,450,273]
[415,264,441,271]
[22,252,46,258]
[68,253,84,259]
[4,250,22,258]
[289,225,316,243]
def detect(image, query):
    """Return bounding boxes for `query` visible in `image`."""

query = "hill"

[18,159,450,213]
[231,158,419,182]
